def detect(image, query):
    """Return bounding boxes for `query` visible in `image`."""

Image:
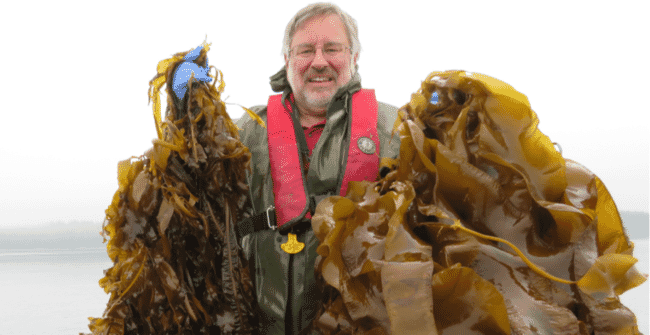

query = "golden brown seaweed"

[86,45,258,334]
[88,44,646,334]
[311,70,647,334]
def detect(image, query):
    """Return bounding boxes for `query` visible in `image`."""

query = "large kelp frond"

[86,45,257,334]
[311,70,646,334]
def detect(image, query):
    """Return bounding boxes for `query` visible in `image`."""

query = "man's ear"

[352,53,359,75]
[284,53,289,68]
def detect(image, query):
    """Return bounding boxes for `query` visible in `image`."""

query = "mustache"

[303,69,337,81]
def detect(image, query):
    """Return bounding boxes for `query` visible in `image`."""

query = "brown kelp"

[311,71,647,334]
[86,45,259,334]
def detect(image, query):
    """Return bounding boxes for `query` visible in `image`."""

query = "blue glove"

[172,45,212,100]
[430,91,439,104]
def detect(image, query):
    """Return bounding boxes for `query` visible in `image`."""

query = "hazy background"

[0,1,647,333]
[1,2,648,227]
[1,212,647,251]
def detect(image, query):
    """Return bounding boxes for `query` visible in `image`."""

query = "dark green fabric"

[236,67,400,334]
[241,226,320,334]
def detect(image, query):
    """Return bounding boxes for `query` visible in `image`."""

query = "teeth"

[310,77,331,82]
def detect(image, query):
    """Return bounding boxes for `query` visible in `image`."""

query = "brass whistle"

[281,233,305,254]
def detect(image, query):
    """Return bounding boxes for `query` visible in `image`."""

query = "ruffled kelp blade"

[86,45,258,334]
[311,70,646,334]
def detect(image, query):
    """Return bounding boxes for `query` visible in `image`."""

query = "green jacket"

[235,67,400,334]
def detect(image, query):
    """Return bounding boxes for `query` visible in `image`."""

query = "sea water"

[1,242,648,335]
[0,248,112,334]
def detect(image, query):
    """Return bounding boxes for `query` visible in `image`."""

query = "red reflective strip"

[338,89,380,196]
[267,95,308,227]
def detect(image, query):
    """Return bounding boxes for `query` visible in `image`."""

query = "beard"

[286,61,355,113]
[298,86,335,110]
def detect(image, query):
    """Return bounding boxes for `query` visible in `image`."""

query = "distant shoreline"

[0,247,106,253]
[0,212,647,250]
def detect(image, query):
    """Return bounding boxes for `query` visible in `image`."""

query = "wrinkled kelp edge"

[85,45,258,335]
[310,70,647,335]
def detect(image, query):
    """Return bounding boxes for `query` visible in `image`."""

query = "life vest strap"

[267,89,380,228]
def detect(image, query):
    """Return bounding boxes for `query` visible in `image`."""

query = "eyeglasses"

[290,42,351,61]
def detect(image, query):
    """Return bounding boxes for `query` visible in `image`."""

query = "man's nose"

[310,48,329,69]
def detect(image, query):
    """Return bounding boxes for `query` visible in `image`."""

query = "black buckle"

[236,205,277,242]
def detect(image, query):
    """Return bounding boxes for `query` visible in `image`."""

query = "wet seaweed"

[86,46,646,333]
[310,70,647,334]
[85,45,258,334]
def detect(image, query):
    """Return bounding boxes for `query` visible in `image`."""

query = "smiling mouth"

[308,76,334,83]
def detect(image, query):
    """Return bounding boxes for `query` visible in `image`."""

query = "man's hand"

[172,45,212,100]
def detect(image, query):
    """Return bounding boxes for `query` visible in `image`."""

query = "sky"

[1,0,648,228]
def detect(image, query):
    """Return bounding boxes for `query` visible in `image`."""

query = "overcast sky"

[1,0,648,228]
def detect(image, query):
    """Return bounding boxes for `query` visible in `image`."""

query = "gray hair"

[282,3,361,60]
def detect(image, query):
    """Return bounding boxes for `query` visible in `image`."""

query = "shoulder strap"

[338,89,380,196]
[267,94,310,229]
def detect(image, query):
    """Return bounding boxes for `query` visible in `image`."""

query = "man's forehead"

[291,14,349,46]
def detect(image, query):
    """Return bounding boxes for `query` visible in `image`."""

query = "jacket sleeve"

[236,105,273,215]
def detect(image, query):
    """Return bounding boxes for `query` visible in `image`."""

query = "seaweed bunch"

[310,70,647,334]
[85,45,259,334]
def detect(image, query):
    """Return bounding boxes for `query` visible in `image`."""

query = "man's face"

[285,14,357,111]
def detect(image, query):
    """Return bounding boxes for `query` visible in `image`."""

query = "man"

[172,3,400,333]
[234,3,400,333]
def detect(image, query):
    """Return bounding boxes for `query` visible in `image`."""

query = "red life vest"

[267,89,380,228]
